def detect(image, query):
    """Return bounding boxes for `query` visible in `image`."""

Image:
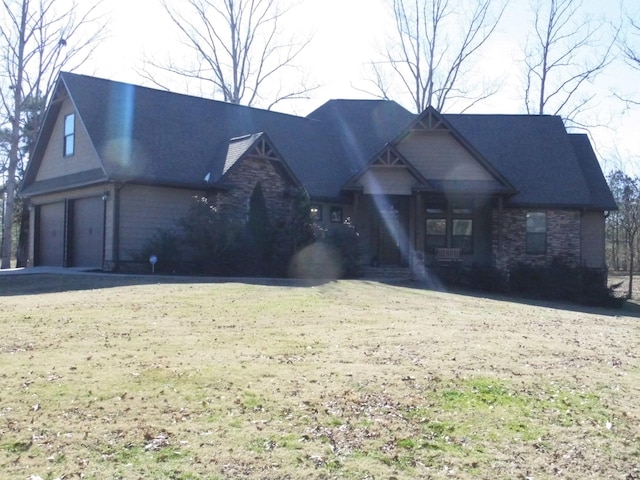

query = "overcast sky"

[81,0,640,175]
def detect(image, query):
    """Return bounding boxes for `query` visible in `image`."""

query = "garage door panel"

[38,202,65,267]
[71,197,104,268]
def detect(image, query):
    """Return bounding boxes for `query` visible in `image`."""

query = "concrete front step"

[360,265,412,280]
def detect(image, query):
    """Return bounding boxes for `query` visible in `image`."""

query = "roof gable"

[343,144,433,193]
[445,114,600,208]
[343,107,516,196]
[217,132,301,188]
[22,73,614,210]
[21,78,109,196]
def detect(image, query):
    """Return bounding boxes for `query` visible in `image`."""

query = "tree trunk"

[1,1,26,269]
[628,235,635,299]
[16,198,30,267]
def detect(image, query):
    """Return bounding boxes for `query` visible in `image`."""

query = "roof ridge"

[60,71,317,123]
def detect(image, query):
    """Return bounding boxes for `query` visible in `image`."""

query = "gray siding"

[118,185,203,261]
[581,211,606,268]
[357,167,417,195]
[397,131,494,181]
[35,97,103,181]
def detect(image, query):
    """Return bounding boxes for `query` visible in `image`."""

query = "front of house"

[19,73,616,277]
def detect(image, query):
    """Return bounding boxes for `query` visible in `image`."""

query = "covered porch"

[351,192,502,271]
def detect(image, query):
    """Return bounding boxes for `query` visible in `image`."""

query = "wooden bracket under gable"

[412,110,449,132]
[372,147,408,167]
[248,137,279,160]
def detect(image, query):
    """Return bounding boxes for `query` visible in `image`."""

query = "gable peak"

[372,145,409,167]
[411,106,449,132]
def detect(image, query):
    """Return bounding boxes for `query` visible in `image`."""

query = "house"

[20,72,617,277]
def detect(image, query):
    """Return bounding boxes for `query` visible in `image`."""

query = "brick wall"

[492,209,581,271]
[215,156,296,225]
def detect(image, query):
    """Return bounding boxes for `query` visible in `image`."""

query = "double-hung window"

[426,208,447,252]
[425,202,474,254]
[63,113,75,157]
[526,212,547,254]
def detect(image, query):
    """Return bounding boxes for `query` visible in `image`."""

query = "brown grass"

[0,273,639,479]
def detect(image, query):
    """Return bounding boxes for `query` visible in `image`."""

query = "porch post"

[353,192,359,228]
[415,192,425,253]
[497,196,503,253]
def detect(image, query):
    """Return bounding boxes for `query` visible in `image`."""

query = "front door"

[375,196,409,266]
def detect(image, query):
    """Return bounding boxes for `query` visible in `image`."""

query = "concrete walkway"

[0,266,97,275]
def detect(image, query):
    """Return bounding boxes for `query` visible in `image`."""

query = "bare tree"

[621,12,640,69]
[523,0,617,124]
[362,0,507,113]
[143,0,315,108]
[0,0,106,269]
[608,170,640,298]
[614,9,640,109]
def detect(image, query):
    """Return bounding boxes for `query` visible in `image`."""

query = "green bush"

[508,258,623,307]
[132,228,184,274]
[461,264,507,292]
[320,218,362,278]
[179,197,245,275]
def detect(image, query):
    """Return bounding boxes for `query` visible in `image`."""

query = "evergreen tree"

[247,182,272,273]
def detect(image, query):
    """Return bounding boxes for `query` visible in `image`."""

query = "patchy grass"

[0,273,639,479]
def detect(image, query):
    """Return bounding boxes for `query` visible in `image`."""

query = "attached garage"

[70,196,104,268]
[36,202,66,267]
[35,197,105,268]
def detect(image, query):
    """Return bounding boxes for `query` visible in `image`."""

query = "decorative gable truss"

[247,136,279,160]
[409,108,450,132]
[219,132,300,188]
[343,144,433,195]
[371,146,409,167]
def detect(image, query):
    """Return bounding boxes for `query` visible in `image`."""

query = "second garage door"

[71,197,104,268]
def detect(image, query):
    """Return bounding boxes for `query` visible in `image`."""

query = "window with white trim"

[63,113,75,157]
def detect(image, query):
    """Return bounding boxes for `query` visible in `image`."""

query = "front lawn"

[1,274,638,479]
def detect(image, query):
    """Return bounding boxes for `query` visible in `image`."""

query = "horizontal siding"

[581,211,606,268]
[358,167,416,195]
[397,131,493,181]
[119,185,203,260]
[36,97,103,181]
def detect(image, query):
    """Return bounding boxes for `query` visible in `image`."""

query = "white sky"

[80,0,640,175]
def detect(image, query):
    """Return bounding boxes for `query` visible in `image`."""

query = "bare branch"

[0,0,106,268]
[360,0,507,113]
[142,0,316,108]
[522,0,618,124]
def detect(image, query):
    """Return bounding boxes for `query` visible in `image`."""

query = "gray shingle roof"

[21,72,615,211]
[445,113,615,209]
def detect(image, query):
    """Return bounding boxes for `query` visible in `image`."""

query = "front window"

[425,202,474,254]
[452,219,473,253]
[526,212,547,254]
[426,218,447,251]
[63,113,75,157]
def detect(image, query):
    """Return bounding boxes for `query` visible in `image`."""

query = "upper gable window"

[63,113,75,157]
